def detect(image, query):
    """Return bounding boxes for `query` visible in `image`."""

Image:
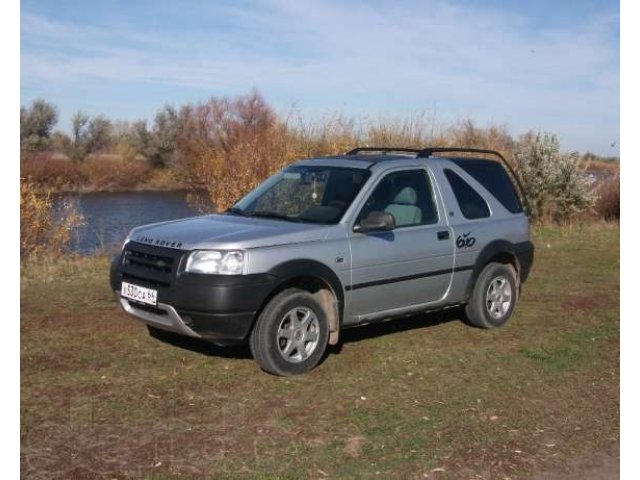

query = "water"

[58,191,209,255]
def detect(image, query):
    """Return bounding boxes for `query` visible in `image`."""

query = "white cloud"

[20,0,619,153]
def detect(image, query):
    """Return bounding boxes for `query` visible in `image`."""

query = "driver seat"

[384,187,422,227]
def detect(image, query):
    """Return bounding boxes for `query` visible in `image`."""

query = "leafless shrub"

[447,120,515,152]
[176,91,294,211]
[20,153,86,191]
[82,156,151,190]
[20,179,84,258]
[595,176,620,221]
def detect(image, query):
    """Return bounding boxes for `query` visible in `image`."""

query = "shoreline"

[34,184,205,195]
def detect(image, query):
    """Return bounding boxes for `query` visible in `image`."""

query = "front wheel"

[465,262,518,328]
[249,288,330,376]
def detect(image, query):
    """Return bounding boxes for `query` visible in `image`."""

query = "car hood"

[129,214,331,250]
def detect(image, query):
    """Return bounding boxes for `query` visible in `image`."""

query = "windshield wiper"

[225,206,246,216]
[244,210,301,222]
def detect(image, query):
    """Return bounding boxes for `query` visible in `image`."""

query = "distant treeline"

[20,90,619,225]
[20,94,619,168]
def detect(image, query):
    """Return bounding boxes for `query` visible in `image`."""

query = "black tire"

[465,262,518,329]
[249,288,330,376]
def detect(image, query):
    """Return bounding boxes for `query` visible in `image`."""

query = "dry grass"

[81,156,151,190]
[595,176,620,221]
[21,225,619,479]
[20,153,183,193]
[20,153,86,191]
[20,179,84,258]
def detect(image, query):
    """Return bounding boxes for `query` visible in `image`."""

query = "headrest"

[392,187,418,205]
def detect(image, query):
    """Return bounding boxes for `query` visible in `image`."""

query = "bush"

[82,156,151,190]
[116,140,139,163]
[176,91,293,211]
[595,176,620,221]
[20,179,84,258]
[20,153,86,191]
[21,152,155,192]
[514,133,595,223]
[20,99,58,152]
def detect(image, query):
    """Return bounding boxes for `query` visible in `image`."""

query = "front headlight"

[185,250,246,275]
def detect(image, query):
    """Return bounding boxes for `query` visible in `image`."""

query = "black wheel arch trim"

[267,259,345,320]
[464,240,534,299]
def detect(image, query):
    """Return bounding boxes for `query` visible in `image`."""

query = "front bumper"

[115,292,202,338]
[110,243,278,343]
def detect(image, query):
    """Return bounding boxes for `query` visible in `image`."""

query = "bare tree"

[68,111,90,161]
[148,105,180,167]
[86,116,113,153]
[20,99,59,151]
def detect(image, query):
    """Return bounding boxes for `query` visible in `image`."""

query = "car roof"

[292,153,500,170]
[293,154,422,170]
[291,148,530,213]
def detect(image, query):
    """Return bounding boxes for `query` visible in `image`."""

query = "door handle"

[437,230,450,240]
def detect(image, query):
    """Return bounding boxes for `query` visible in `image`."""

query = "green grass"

[20,224,619,479]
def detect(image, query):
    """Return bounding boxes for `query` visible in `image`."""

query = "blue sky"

[21,0,619,155]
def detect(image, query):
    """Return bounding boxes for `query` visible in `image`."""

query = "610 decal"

[456,232,476,249]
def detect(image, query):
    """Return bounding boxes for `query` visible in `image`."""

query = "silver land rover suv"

[111,147,534,375]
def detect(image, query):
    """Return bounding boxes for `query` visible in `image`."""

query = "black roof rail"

[346,147,422,155]
[344,146,529,214]
[417,147,507,161]
[418,147,530,215]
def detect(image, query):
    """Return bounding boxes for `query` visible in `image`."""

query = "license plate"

[121,281,158,306]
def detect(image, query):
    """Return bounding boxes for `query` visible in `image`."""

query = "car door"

[347,167,454,319]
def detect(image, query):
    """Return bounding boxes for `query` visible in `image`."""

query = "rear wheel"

[465,262,517,328]
[249,288,330,376]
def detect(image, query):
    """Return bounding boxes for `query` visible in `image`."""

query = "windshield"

[230,165,370,224]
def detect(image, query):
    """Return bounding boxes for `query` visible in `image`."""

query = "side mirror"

[354,211,396,233]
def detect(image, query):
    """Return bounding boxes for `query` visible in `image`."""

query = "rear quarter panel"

[430,160,530,303]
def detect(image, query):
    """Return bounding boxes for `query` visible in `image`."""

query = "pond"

[57,191,210,255]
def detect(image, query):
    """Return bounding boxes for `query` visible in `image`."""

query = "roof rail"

[417,147,506,161]
[418,147,529,215]
[345,146,528,214]
[346,147,422,155]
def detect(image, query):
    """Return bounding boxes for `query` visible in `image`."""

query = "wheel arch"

[255,259,345,345]
[464,240,521,300]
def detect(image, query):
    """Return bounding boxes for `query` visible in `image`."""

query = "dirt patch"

[562,293,615,312]
[343,436,366,459]
[532,448,619,480]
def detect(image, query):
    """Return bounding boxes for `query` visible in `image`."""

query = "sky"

[21,0,620,155]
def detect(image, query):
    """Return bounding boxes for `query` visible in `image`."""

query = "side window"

[444,169,490,220]
[452,159,523,213]
[357,170,438,228]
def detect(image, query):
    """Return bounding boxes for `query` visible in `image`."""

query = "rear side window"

[444,169,490,219]
[451,159,523,213]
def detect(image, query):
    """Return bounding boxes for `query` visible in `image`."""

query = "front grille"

[122,272,170,288]
[121,242,186,288]
[124,248,174,273]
